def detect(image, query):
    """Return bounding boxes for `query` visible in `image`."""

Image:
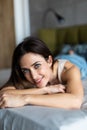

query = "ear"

[47,55,53,67]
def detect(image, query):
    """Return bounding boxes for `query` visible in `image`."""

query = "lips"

[34,77,43,85]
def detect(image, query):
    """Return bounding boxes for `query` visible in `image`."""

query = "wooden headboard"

[38,24,87,54]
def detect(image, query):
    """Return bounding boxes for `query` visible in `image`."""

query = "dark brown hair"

[1,36,54,89]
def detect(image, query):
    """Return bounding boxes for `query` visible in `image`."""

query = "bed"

[0,24,87,130]
[0,104,87,130]
[0,81,87,130]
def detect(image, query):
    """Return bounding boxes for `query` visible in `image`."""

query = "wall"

[13,0,30,45]
[29,0,87,35]
[0,0,15,69]
[29,0,48,35]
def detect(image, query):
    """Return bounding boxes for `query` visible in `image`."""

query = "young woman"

[0,37,83,109]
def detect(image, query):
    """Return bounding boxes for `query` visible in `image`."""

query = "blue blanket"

[55,54,87,80]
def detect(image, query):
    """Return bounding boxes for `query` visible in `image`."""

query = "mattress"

[0,70,87,130]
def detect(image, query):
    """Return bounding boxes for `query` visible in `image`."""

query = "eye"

[21,68,30,74]
[34,63,41,69]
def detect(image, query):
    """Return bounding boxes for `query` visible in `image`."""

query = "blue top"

[55,54,87,80]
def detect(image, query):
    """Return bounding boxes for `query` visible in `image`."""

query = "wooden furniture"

[0,0,15,69]
[38,24,87,55]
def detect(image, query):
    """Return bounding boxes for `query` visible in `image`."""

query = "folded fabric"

[55,54,87,80]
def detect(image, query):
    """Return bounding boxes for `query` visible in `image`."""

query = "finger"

[0,101,5,109]
[59,84,65,89]
[0,96,8,108]
[0,97,4,105]
[0,95,5,102]
[58,88,65,93]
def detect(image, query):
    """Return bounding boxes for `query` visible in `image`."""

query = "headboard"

[38,24,87,56]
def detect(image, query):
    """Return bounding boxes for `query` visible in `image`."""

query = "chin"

[36,82,48,88]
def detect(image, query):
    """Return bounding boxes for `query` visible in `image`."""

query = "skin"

[0,53,84,109]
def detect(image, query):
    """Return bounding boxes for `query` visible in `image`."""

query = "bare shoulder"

[62,61,81,81]
[61,61,83,97]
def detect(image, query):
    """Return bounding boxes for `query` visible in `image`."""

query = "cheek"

[24,74,32,82]
[40,65,52,78]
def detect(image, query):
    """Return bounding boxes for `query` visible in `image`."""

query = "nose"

[30,70,38,80]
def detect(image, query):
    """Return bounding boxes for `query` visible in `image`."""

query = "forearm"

[0,87,48,95]
[0,89,83,109]
[1,84,65,95]
[24,93,83,109]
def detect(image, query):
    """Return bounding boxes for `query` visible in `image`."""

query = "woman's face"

[20,52,53,88]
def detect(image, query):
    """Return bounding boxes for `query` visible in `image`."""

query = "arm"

[0,86,47,95]
[0,65,83,109]
[0,84,65,95]
[0,84,65,108]
[24,65,83,109]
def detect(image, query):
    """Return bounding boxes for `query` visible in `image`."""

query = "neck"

[50,60,59,85]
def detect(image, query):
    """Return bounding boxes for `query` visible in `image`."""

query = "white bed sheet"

[0,70,87,130]
[0,106,87,130]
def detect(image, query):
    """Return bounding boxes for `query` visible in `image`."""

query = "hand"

[0,93,26,108]
[46,84,65,94]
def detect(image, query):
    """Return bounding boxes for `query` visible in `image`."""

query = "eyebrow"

[31,61,40,66]
[21,61,41,69]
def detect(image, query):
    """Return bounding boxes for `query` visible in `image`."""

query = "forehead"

[20,52,45,66]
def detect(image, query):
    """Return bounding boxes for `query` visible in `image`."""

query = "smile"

[35,77,43,85]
